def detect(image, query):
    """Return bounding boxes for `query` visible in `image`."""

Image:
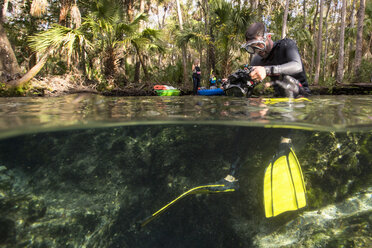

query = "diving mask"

[241,33,273,54]
[241,40,266,54]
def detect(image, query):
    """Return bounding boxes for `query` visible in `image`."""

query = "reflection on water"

[1,95,372,138]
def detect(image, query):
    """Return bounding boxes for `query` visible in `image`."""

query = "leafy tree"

[28,0,163,86]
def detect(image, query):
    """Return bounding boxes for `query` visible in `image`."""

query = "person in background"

[241,22,311,98]
[192,59,201,95]
[209,72,217,89]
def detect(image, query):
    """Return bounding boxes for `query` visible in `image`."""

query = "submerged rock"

[253,190,372,247]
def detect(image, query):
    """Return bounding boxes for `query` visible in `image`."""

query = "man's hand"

[250,66,267,81]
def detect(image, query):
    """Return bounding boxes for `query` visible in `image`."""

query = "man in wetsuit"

[241,22,311,97]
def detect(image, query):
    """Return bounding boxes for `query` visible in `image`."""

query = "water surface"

[1,95,372,138]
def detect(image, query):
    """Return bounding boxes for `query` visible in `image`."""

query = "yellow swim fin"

[139,181,237,228]
[264,141,306,218]
[263,97,311,105]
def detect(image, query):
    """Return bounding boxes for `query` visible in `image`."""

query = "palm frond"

[28,24,90,57]
[131,37,151,48]
[130,13,148,27]
[147,43,165,54]
[176,30,204,47]
[90,0,120,25]
[116,23,134,36]
[141,28,162,41]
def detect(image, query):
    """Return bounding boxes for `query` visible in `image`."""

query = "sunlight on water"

[1,94,372,138]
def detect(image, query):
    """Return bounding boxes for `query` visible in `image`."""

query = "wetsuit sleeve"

[264,40,303,76]
[250,55,263,66]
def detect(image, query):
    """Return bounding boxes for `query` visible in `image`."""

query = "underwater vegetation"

[0,125,370,247]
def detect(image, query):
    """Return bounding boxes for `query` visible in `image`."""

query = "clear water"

[0,95,371,247]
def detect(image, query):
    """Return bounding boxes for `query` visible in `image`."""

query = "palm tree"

[0,0,50,86]
[14,24,89,87]
[212,0,250,77]
[6,0,80,87]
[131,27,163,79]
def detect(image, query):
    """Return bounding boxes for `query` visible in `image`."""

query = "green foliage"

[1,0,370,87]
[319,76,336,88]
[151,61,184,85]
[357,59,372,83]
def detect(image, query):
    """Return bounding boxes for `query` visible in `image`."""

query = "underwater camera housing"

[222,67,258,97]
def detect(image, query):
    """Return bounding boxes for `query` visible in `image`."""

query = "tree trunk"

[302,0,306,60]
[59,0,72,26]
[222,46,230,78]
[250,0,259,9]
[176,0,189,86]
[303,0,306,29]
[209,28,216,75]
[134,0,145,83]
[310,0,319,80]
[134,57,140,83]
[136,47,148,79]
[80,44,87,76]
[29,53,37,69]
[1,0,9,22]
[0,22,21,81]
[202,0,214,79]
[7,53,48,87]
[281,0,290,39]
[199,47,203,85]
[347,0,356,74]
[336,0,347,84]
[322,0,332,81]
[202,0,215,76]
[330,1,338,78]
[126,0,134,22]
[202,0,208,76]
[354,0,365,80]
[314,0,324,85]
[161,5,168,29]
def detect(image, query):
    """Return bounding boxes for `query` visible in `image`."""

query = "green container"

[156,89,181,96]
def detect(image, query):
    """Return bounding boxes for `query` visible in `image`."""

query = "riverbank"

[2,75,372,97]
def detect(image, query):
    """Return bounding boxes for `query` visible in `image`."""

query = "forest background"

[0,0,371,95]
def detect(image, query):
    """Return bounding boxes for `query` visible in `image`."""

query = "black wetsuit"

[251,38,311,97]
[192,66,201,95]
